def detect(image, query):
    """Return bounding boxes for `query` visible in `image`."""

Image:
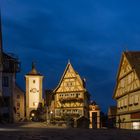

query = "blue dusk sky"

[1,0,140,112]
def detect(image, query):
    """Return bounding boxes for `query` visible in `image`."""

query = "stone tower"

[25,62,43,120]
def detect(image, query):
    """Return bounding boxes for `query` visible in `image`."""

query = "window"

[17,95,20,99]
[124,98,127,107]
[129,96,133,105]
[76,94,79,98]
[2,76,9,87]
[133,122,140,130]
[120,100,123,108]
[67,82,73,86]
[17,103,20,107]
[118,101,121,108]
[134,95,139,105]
[33,80,36,83]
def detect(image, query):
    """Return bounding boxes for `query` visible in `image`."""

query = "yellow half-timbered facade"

[113,51,140,129]
[53,62,90,120]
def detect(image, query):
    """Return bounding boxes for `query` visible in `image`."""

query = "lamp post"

[50,111,53,123]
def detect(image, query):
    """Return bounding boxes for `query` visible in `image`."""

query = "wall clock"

[30,88,38,93]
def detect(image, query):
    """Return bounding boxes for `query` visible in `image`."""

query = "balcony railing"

[59,97,83,103]
[63,113,80,118]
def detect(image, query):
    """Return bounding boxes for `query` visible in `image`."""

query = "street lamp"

[50,111,53,123]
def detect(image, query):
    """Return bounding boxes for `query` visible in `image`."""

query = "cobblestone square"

[0,122,140,140]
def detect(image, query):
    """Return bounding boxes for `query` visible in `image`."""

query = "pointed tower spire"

[123,44,129,53]
[32,61,36,70]
[68,59,71,64]
[26,62,42,76]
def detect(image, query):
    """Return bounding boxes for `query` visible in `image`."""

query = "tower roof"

[26,62,42,76]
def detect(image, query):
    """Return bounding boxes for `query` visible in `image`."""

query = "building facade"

[25,63,44,121]
[52,62,90,122]
[113,51,140,130]
[0,13,22,122]
[13,84,25,122]
[89,102,100,128]
[108,106,117,128]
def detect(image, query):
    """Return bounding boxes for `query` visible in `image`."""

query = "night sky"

[1,0,140,112]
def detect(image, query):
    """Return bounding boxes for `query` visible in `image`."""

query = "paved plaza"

[0,122,140,140]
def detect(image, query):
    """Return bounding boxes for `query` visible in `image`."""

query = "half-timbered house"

[52,61,90,121]
[113,51,140,129]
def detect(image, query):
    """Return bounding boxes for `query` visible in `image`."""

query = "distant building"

[89,101,100,128]
[51,61,90,123]
[113,51,140,130]
[108,106,117,119]
[108,106,117,128]
[45,89,54,122]
[0,13,22,122]
[25,63,44,121]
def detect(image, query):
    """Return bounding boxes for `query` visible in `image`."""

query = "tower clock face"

[30,88,38,93]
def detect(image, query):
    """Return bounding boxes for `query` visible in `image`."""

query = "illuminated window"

[133,122,140,130]
[121,80,125,88]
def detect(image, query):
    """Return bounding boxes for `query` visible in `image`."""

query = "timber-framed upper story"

[54,61,88,94]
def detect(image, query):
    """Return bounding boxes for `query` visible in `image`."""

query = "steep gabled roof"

[54,61,85,92]
[113,51,140,99]
[124,51,140,79]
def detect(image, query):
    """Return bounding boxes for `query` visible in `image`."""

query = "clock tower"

[25,62,44,120]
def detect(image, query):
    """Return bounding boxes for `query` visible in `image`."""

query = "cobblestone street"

[0,122,140,140]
